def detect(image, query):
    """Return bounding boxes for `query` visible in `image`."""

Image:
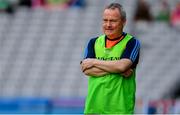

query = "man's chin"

[105,33,114,37]
[105,32,113,36]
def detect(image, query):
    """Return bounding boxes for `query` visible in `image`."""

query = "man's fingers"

[122,69,133,77]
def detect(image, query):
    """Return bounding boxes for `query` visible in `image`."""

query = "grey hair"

[105,3,126,21]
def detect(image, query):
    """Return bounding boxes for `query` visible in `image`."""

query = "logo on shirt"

[97,57,120,60]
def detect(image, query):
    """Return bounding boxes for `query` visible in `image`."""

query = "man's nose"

[106,21,112,27]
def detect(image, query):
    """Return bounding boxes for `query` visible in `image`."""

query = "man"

[81,3,140,114]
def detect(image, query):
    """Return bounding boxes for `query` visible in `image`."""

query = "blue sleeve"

[84,37,97,59]
[121,38,140,68]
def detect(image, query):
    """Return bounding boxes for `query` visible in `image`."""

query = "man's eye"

[111,20,117,22]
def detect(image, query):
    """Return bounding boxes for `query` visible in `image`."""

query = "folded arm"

[81,58,133,77]
[82,66,108,77]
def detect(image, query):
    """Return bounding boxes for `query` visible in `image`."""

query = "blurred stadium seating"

[0,0,179,114]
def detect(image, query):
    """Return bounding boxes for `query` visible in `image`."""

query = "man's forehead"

[104,8,120,14]
[103,8,121,17]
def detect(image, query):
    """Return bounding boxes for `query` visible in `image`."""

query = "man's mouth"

[105,28,113,30]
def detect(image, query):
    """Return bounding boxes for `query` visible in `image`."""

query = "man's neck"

[107,32,124,40]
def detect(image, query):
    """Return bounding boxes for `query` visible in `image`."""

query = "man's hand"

[121,69,133,77]
[80,58,108,77]
[81,58,96,72]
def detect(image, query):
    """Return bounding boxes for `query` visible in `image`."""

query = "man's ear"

[123,20,126,27]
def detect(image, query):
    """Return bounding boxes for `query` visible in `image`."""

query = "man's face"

[102,8,126,39]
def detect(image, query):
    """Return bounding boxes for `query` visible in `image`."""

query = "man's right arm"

[82,66,108,77]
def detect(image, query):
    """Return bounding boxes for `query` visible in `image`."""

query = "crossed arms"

[80,58,133,77]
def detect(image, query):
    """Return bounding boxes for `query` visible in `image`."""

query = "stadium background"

[0,0,180,114]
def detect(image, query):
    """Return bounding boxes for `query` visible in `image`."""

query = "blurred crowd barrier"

[0,97,85,114]
[0,97,179,114]
[135,98,180,114]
